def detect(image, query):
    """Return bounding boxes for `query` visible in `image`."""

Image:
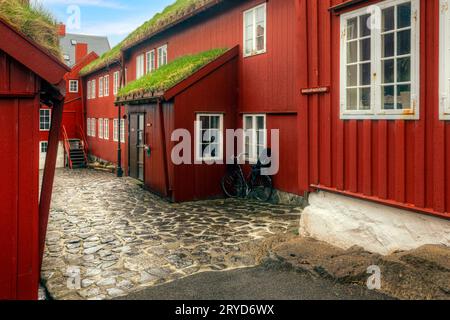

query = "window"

[243,3,267,57]
[40,141,48,153]
[63,54,70,61]
[120,119,125,143]
[98,118,104,139]
[87,81,91,100]
[340,0,420,120]
[69,80,79,93]
[440,0,450,120]
[104,75,110,96]
[113,71,120,95]
[104,119,109,140]
[195,114,223,162]
[87,118,91,136]
[113,119,125,143]
[91,118,96,138]
[136,54,145,79]
[39,109,51,131]
[157,45,168,68]
[146,50,156,74]
[99,77,104,98]
[243,114,266,163]
[91,79,96,99]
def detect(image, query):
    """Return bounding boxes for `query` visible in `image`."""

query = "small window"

[91,118,96,138]
[113,71,120,95]
[91,79,96,99]
[40,141,48,153]
[195,114,223,162]
[113,119,118,142]
[440,0,450,120]
[104,119,109,140]
[98,118,104,139]
[120,119,125,143]
[113,119,125,143]
[87,118,91,136]
[157,45,168,68]
[63,54,70,61]
[71,39,77,45]
[146,50,156,74]
[243,114,267,163]
[243,3,267,57]
[99,77,104,98]
[69,80,79,93]
[136,54,145,79]
[104,75,110,97]
[87,81,91,100]
[40,109,51,131]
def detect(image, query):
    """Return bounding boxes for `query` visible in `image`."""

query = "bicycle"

[221,152,273,202]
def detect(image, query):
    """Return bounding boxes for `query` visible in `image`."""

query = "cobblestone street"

[42,169,301,300]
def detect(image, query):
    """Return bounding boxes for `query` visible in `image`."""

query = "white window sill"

[243,50,266,58]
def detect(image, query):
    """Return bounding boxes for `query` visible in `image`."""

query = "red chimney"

[57,24,66,37]
[75,43,88,64]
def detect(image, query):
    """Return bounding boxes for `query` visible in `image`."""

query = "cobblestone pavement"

[42,169,301,300]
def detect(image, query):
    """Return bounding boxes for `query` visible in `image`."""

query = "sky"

[32,0,175,47]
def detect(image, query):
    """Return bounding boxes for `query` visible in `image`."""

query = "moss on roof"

[0,0,61,58]
[80,0,218,76]
[117,48,227,100]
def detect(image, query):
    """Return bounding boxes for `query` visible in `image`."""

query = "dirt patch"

[272,237,450,300]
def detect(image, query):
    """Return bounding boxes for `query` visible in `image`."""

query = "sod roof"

[0,0,61,58]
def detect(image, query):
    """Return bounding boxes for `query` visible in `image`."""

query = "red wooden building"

[0,18,69,299]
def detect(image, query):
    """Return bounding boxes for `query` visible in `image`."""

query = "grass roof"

[80,0,218,76]
[0,0,61,58]
[117,48,227,100]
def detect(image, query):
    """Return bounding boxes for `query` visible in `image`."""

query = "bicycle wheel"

[221,169,244,198]
[251,175,273,202]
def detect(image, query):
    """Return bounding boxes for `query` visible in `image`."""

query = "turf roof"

[0,0,61,58]
[116,48,227,101]
[79,0,219,76]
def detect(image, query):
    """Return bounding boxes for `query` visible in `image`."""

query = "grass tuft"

[0,0,61,58]
[117,48,227,99]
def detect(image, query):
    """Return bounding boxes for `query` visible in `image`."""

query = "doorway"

[129,113,145,181]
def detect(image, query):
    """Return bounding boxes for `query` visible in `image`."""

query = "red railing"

[61,125,73,169]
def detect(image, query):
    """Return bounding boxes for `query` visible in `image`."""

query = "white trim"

[104,118,109,140]
[243,114,267,163]
[340,0,420,120]
[243,3,267,58]
[91,79,96,99]
[136,53,145,79]
[98,77,104,97]
[157,44,168,68]
[440,0,450,120]
[120,119,125,143]
[113,119,118,142]
[91,118,96,138]
[39,108,51,131]
[40,141,48,153]
[104,75,110,97]
[98,118,104,139]
[113,71,120,96]
[195,113,224,162]
[69,80,79,93]
[146,49,156,74]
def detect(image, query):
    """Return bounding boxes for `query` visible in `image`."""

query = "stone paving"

[41,169,301,300]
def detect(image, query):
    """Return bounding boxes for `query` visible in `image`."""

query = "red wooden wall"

[298,0,450,218]
[0,51,40,300]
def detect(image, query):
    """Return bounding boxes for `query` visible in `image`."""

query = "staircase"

[62,126,88,169]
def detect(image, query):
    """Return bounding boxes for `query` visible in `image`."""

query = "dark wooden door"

[129,113,145,181]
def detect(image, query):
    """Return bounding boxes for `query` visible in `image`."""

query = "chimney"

[75,43,88,64]
[57,23,66,37]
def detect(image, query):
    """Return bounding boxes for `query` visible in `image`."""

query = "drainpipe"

[117,103,123,177]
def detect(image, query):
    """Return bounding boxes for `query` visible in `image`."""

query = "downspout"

[38,96,64,269]
[158,99,170,197]
[117,56,126,177]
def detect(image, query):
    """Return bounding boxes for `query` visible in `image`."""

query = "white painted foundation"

[300,191,450,255]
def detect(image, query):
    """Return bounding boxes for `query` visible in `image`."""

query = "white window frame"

[98,118,104,139]
[40,141,48,153]
[69,80,79,93]
[243,114,267,163]
[104,75,110,97]
[104,118,109,140]
[243,3,267,57]
[98,77,104,98]
[87,81,91,100]
[120,119,125,143]
[113,119,119,142]
[136,53,145,79]
[91,79,96,99]
[91,118,96,138]
[113,71,120,96]
[157,45,168,68]
[146,50,156,74]
[87,118,91,136]
[39,109,51,131]
[195,113,224,162]
[440,0,450,120]
[340,0,420,120]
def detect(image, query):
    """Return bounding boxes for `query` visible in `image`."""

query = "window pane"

[245,116,253,129]
[382,86,395,109]
[256,116,265,129]
[359,88,371,110]
[397,84,411,109]
[256,6,265,24]
[200,116,209,128]
[347,41,357,63]
[397,30,411,55]
[256,34,265,51]
[245,40,253,54]
[347,65,357,87]
[346,88,358,110]
[360,14,371,37]
[210,116,220,129]
[397,2,411,29]
[383,59,395,83]
[245,26,253,40]
[347,18,358,40]
[382,7,395,32]
[383,33,395,57]
[360,38,371,61]
[360,63,371,85]
[397,57,411,82]
[245,11,253,27]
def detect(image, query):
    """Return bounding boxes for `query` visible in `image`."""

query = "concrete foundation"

[300,191,450,255]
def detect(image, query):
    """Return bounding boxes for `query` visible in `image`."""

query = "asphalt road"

[116,262,392,300]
